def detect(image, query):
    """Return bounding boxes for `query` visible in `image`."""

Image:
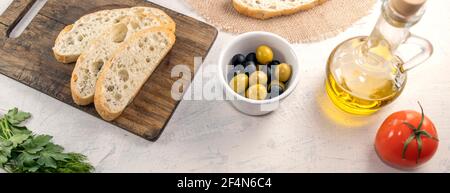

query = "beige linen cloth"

[184,0,377,43]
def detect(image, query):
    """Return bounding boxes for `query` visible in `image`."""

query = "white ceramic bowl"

[218,31,300,116]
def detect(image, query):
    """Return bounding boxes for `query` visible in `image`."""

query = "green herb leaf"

[16,152,40,172]
[0,139,13,148]
[10,126,32,136]
[0,154,7,165]
[5,108,31,125]
[0,141,12,165]
[0,108,94,173]
[42,146,69,161]
[45,143,64,153]
[37,153,57,168]
[0,140,13,162]
[56,153,94,173]
[21,135,52,154]
[31,135,52,147]
[9,133,30,147]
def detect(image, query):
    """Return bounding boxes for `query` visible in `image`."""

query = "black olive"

[245,53,257,63]
[231,54,246,66]
[268,66,275,83]
[258,65,273,83]
[227,65,245,81]
[269,60,281,66]
[245,60,256,68]
[244,63,257,75]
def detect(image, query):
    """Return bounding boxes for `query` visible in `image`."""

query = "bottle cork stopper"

[390,0,426,16]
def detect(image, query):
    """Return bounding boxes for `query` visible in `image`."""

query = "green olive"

[268,80,286,98]
[246,84,268,100]
[229,74,249,94]
[256,45,274,65]
[274,63,292,82]
[268,80,286,92]
[249,71,268,86]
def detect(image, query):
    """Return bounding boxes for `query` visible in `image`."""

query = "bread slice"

[71,14,172,106]
[94,27,176,121]
[232,0,328,20]
[131,7,176,32]
[53,7,175,63]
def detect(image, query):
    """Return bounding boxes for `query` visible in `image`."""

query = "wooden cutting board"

[0,0,218,141]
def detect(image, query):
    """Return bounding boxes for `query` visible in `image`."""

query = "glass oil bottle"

[325,0,433,115]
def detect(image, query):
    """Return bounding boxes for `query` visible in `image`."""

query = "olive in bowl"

[249,71,268,86]
[244,62,258,76]
[246,53,258,63]
[268,80,286,99]
[228,45,293,101]
[231,54,246,67]
[256,45,274,65]
[274,63,292,82]
[227,65,245,81]
[219,31,300,116]
[246,84,268,100]
[229,73,249,94]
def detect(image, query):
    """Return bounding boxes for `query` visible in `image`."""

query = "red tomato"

[375,103,439,169]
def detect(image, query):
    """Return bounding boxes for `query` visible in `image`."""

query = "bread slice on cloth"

[71,14,173,106]
[232,0,328,20]
[53,7,175,63]
[94,27,176,121]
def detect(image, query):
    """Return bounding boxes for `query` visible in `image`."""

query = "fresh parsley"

[0,108,94,173]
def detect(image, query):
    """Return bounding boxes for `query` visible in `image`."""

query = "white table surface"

[1,0,449,173]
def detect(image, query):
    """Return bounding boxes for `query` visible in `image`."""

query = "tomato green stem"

[417,102,425,131]
[402,134,416,159]
[416,135,423,164]
[401,102,439,164]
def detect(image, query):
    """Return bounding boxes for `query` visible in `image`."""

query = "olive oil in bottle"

[325,0,433,115]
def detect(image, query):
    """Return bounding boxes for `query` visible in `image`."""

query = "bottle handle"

[401,33,433,72]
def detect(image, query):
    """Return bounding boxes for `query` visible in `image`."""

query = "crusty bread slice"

[53,7,175,63]
[94,27,176,121]
[131,7,176,32]
[71,14,172,106]
[232,0,328,20]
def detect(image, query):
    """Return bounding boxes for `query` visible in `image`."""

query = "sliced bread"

[131,7,176,31]
[232,0,328,20]
[71,14,172,106]
[94,27,176,121]
[53,7,175,63]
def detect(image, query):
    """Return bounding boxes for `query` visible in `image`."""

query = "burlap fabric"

[184,0,377,43]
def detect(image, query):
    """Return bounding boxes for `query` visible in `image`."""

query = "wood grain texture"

[0,0,218,141]
[0,0,35,26]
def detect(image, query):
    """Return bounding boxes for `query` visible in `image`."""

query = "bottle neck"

[367,0,425,52]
